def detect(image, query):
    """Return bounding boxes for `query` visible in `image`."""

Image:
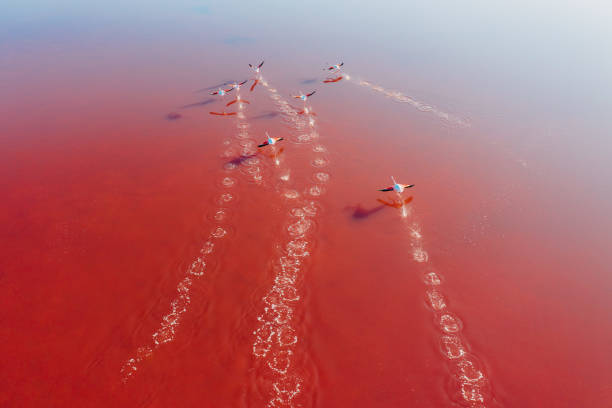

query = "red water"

[2,2,612,407]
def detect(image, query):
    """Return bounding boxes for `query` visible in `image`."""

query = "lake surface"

[2,1,611,407]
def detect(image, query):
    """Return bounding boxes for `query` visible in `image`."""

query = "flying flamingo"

[378,176,415,193]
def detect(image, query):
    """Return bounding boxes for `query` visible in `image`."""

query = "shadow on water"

[300,78,318,85]
[226,154,257,166]
[250,111,279,121]
[345,203,385,219]
[345,196,414,220]
[195,79,249,93]
[180,99,215,109]
[194,81,235,93]
[166,112,182,120]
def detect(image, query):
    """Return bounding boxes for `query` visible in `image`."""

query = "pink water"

[1,1,611,407]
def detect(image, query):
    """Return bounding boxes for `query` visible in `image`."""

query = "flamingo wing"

[323,76,343,83]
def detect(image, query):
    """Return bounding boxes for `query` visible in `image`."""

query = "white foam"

[287,218,312,237]
[277,325,298,346]
[290,208,305,217]
[314,172,330,183]
[423,271,442,286]
[308,185,324,197]
[224,162,237,171]
[440,335,467,359]
[349,73,470,127]
[200,240,214,255]
[188,257,206,277]
[212,209,229,222]
[211,227,227,239]
[312,157,329,168]
[268,350,292,374]
[286,239,310,258]
[413,247,429,262]
[426,289,447,311]
[221,177,236,187]
[439,313,463,334]
[284,190,299,199]
[216,193,234,205]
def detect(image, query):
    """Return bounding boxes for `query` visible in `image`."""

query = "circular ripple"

[426,289,446,311]
[418,104,434,112]
[224,162,238,171]
[240,146,256,157]
[239,139,256,148]
[209,208,231,223]
[240,165,266,184]
[215,192,236,206]
[243,156,260,166]
[308,185,324,197]
[210,226,228,239]
[302,201,320,217]
[199,240,215,256]
[221,148,236,159]
[297,134,313,143]
[423,271,442,286]
[313,172,330,183]
[277,325,298,347]
[284,190,299,199]
[220,177,236,188]
[413,247,429,263]
[286,218,313,237]
[268,350,292,374]
[454,355,486,384]
[438,313,463,334]
[286,239,311,258]
[312,157,329,168]
[290,208,305,217]
[439,335,467,359]
[313,144,327,153]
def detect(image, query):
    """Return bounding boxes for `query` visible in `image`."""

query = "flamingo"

[378,176,415,193]
[292,91,316,102]
[258,131,284,148]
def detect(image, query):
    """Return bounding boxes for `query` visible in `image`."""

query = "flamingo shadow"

[226,154,257,166]
[180,98,215,109]
[194,80,238,93]
[345,196,414,220]
[251,111,279,120]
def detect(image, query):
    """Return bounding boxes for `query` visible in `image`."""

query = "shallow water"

[2,1,612,407]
